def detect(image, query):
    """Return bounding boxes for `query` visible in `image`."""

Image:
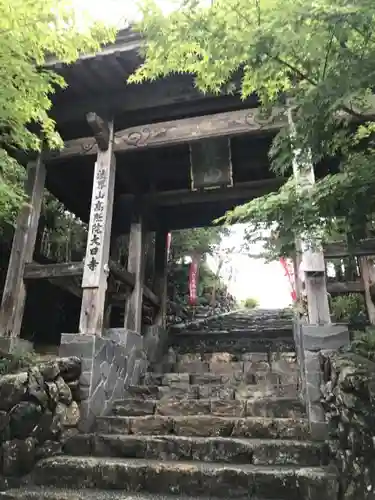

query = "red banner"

[280,258,297,302]
[189,257,199,305]
[166,232,172,260]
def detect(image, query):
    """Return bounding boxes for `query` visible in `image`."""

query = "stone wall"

[60,330,148,431]
[320,351,375,500]
[0,356,81,486]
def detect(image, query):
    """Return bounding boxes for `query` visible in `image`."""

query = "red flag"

[166,233,172,260]
[280,258,297,302]
[189,257,199,305]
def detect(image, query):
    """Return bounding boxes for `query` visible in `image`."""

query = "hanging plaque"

[190,137,233,190]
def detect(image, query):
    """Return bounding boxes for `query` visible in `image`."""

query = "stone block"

[179,353,202,363]
[198,385,234,400]
[59,333,148,432]
[156,399,211,416]
[162,373,190,386]
[310,420,329,441]
[159,384,198,400]
[241,353,268,363]
[305,370,322,405]
[243,360,270,373]
[126,330,143,353]
[177,361,209,373]
[59,334,95,359]
[190,373,224,385]
[210,362,244,374]
[301,324,350,352]
[113,399,156,417]
[2,437,36,475]
[129,416,173,435]
[173,416,234,437]
[211,399,245,417]
[104,328,129,345]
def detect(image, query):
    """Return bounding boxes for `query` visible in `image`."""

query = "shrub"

[242,297,259,309]
[350,328,375,361]
[0,349,39,375]
[331,294,367,324]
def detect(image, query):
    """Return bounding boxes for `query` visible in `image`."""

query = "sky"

[207,225,292,309]
[75,0,292,309]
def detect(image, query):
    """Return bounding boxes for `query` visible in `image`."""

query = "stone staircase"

[1,309,338,499]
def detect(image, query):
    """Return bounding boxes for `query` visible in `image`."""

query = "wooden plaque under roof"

[189,138,233,191]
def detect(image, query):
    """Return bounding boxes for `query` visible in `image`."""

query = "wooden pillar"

[0,156,46,337]
[288,106,330,325]
[359,256,375,324]
[79,116,116,335]
[153,229,169,328]
[124,215,147,332]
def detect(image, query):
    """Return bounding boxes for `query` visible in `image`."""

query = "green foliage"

[0,0,115,225]
[168,227,232,305]
[350,328,375,361]
[331,293,367,324]
[40,192,88,262]
[130,0,375,256]
[169,227,228,261]
[242,297,259,309]
[0,349,39,375]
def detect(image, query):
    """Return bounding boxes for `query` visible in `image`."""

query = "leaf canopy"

[0,0,115,225]
[130,0,375,257]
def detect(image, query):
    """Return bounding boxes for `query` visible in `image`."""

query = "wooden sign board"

[190,138,233,191]
[82,151,116,288]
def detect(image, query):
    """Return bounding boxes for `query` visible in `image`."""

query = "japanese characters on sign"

[82,163,108,286]
[189,257,199,306]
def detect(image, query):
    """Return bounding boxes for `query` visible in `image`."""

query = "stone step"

[178,352,275,363]
[112,397,305,418]
[0,489,250,500]
[173,328,293,339]
[31,456,338,499]
[64,434,325,466]
[172,339,295,354]
[142,371,298,388]
[126,383,299,401]
[174,359,292,374]
[96,415,309,439]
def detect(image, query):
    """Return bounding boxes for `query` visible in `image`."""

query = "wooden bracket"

[86,112,110,151]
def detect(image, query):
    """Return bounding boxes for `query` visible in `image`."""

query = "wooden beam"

[79,119,116,335]
[109,261,159,307]
[324,239,375,258]
[24,262,83,280]
[47,107,287,161]
[326,280,364,294]
[0,157,46,337]
[22,259,159,306]
[136,179,284,207]
[124,217,147,332]
[86,112,110,151]
[153,230,169,327]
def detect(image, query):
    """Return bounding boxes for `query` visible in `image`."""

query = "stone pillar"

[288,105,350,439]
